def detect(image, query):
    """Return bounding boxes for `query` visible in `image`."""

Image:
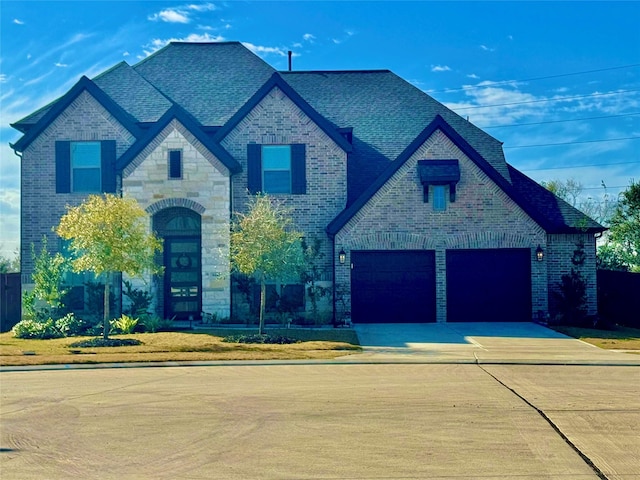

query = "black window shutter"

[247,144,262,194]
[55,141,71,193]
[291,144,306,194]
[101,140,117,193]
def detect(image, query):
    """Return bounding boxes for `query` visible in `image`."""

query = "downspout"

[10,144,23,278]
[329,231,337,327]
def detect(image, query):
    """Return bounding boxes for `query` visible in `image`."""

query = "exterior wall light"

[536,245,544,262]
[339,248,346,265]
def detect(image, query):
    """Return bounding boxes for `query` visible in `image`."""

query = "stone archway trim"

[146,198,206,215]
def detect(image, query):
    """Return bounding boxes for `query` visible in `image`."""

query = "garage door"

[351,250,436,323]
[446,249,531,322]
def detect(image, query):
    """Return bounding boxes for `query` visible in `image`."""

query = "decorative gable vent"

[418,159,460,203]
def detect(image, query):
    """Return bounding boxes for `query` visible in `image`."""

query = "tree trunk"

[103,273,110,340]
[259,277,266,335]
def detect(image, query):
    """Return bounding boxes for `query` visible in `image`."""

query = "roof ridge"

[92,61,130,81]
[281,69,392,74]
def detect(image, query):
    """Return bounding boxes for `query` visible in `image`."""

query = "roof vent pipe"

[288,51,292,71]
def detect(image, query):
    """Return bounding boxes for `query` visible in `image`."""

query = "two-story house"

[11,41,605,325]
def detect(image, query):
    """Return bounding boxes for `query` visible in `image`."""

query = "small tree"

[56,194,163,340]
[230,194,304,334]
[553,240,588,326]
[22,237,69,319]
[607,180,640,272]
[300,237,330,325]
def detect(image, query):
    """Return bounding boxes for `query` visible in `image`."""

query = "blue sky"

[1,1,639,259]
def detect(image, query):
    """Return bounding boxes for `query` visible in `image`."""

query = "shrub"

[122,280,152,317]
[140,315,174,333]
[110,314,139,334]
[222,333,299,344]
[12,318,64,339]
[553,241,588,326]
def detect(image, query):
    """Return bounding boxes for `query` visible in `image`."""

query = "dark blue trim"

[116,104,241,174]
[327,115,602,235]
[213,72,352,153]
[11,76,142,152]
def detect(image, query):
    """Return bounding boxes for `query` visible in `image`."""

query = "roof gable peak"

[214,72,352,152]
[11,76,142,152]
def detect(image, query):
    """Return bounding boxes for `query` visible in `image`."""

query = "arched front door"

[154,208,202,320]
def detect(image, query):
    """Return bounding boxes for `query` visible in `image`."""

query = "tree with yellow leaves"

[56,194,162,339]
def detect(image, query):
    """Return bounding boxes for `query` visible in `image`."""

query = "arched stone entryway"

[153,207,202,320]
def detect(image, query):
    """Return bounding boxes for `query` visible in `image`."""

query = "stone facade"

[335,129,549,322]
[122,119,232,318]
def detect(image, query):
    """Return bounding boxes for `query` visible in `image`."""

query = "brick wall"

[335,129,549,322]
[546,233,598,316]
[20,91,136,282]
[122,119,232,318]
[221,86,348,295]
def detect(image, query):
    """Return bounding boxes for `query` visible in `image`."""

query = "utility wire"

[481,112,640,129]
[520,160,640,171]
[430,63,640,94]
[453,89,640,111]
[504,136,640,149]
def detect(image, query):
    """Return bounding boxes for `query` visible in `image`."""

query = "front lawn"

[0,329,361,366]
[550,325,640,351]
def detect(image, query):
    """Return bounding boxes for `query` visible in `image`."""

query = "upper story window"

[262,145,291,193]
[247,143,306,195]
[55,140,116,194]
[169,150,182,179]
[432,185,447,211]
[71,142,101,192]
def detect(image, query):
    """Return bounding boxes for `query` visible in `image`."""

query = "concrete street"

[1,323,639,479]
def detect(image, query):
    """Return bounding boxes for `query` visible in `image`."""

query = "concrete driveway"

[353,322,640,365]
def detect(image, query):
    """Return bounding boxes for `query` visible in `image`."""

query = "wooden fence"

[1,273,21,332]
[597,269,640,328]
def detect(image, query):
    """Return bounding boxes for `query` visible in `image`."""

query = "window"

[433,185,447,211]
[169,150,182,179]
[247,143,306,194]
[55,140,116,193]
[262,145,291,193]
[71,142,101,192]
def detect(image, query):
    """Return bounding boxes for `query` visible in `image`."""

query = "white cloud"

[123,51,130,57]
[0,74,7,83]
[149,9,190,23]
[467,73,479,79]
[242,42,287,57]
[188,3,216,12]
[198,24,214,31]
[480,44,495,52]
[13,19,25,25]
[303,33,315,42]
[431,65,451,72]
[54,62,68,68]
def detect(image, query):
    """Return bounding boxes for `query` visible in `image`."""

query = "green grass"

[0,329,361,366]
[550,325,640,351]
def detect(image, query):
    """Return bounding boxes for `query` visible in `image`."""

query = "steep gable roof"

[11,76,142,152]
[327,115,605,236]
[93,62,173,123]
[281,70,511,203]
[117,104,240,174]
[213,72,352,153]
[132,42,276,125]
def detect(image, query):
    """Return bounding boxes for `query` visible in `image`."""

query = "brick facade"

[335,129,549,322]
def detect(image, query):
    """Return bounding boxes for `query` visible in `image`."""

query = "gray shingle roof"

[132,42,276,125]
[281,70,511,202]
[93,62,173,123]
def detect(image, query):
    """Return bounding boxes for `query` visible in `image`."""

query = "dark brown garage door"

[446,249,532,322]
[351,250,436,323]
